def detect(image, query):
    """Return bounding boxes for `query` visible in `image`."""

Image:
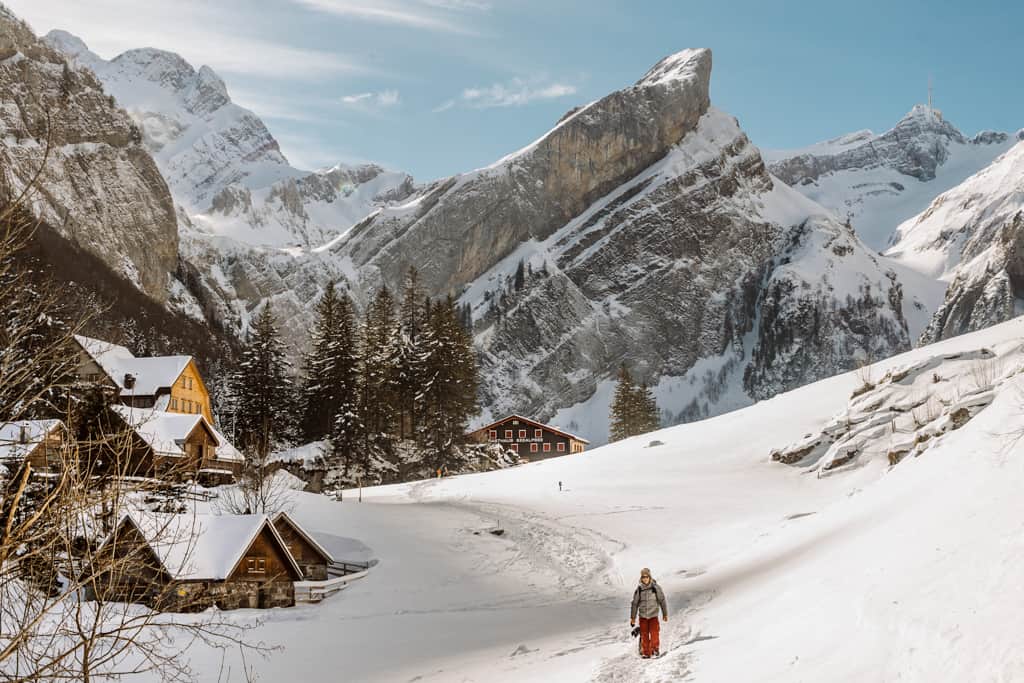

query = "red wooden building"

[466,415,589,460]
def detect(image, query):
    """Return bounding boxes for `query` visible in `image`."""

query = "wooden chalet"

[84,512,303,611]
[0,420,66,472]
[75,335,214,423]
[107,405,243,483]
[466,415,589,460]
[272,512,334,581]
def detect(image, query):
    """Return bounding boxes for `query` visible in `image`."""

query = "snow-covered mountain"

[885,141,1024,342]
[44,29,416,250]
[22,11,949,442]
[330,49,942,441]
[767,106,1021,250]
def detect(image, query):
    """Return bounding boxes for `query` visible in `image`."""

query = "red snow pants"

[639,617,660,656]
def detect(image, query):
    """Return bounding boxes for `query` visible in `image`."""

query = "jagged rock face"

[337,49,713,295]
[475,110,779,417]
[0,10,178,301]
[888,142,1024,342]
[744,218,912,400]
[765,106,1017,251]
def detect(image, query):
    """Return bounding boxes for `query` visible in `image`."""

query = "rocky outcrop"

[0,9,178,301]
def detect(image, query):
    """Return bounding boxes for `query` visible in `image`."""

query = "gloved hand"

[631,626,641,638]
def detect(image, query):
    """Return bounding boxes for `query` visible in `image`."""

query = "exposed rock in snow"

[769,344,1011,474]
[0,11,178,301]
[767,106,1018,250]
[885,141,1024,342]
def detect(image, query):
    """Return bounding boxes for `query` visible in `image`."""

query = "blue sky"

[9,0,1023,181]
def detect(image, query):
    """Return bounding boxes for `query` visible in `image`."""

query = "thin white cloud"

[7,0,365,79]
[341,89,401,111]
[432,99,456,113]
[292,0,479,34]
[458,78,578,108]
[419,0,491,9]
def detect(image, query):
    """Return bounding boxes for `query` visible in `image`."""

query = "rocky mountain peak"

[341,47,714,296]
[635,47,711,88]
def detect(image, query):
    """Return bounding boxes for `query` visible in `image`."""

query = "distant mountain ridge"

[767,105,1021,251]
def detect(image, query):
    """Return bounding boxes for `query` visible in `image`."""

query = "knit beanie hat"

[640,567,651,578]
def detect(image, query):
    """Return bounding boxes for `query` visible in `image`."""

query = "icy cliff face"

[0,11,178,301]
[886,142,1024,343]
[766,106,1018,250]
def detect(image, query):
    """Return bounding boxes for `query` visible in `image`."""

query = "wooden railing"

[294,569,369,603]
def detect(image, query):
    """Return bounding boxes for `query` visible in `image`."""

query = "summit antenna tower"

[928,76,933,111]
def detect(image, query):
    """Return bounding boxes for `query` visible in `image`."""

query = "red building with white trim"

[466,415,589,460]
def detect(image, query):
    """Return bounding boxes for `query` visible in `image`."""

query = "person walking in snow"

[630,567,668,658]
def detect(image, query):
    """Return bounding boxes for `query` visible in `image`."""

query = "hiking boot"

[653,649,660,657]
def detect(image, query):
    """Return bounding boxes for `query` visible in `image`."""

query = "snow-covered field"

[171,316,1024,681]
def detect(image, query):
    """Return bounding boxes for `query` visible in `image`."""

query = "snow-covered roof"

[75,334,192,397]
[0,420,63,460]
[207,422,243,462]
[273,511,335,563]
[111,405,213,458]
[115,512,302,581]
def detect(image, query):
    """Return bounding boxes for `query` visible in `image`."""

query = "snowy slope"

[45,30,415,250]
[153,314,1024,682]
[767,106,1020,250]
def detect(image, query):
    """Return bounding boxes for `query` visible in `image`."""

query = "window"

[489,430,497,441]
[246,557,266,574]
[189,377,194,389]
[505,430,513,439]
[510,443,519,453]
[543,443,552,452]
[557,442,566,452]
[518,429,526,439]
[170,398,178,410]
[534,429,543,439]
[530,443,539,453]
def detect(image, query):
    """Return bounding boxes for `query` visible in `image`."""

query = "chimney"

[18,425,29,444]
[124,373,136,390]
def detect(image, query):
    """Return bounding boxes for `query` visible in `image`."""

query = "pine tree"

[514,259,525,291]
[358,287,399,477]
[418,296,479,471]
[609,364,637,442]
[230,304,293,461]
[393,267,427,440]
[299,282,339,441]
[635,382,661,434]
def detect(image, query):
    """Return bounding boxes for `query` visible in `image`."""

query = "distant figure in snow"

[558,481,562,492]
[630,567,668,658]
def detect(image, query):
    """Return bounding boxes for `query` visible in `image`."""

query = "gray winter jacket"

[631,579,667,620]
